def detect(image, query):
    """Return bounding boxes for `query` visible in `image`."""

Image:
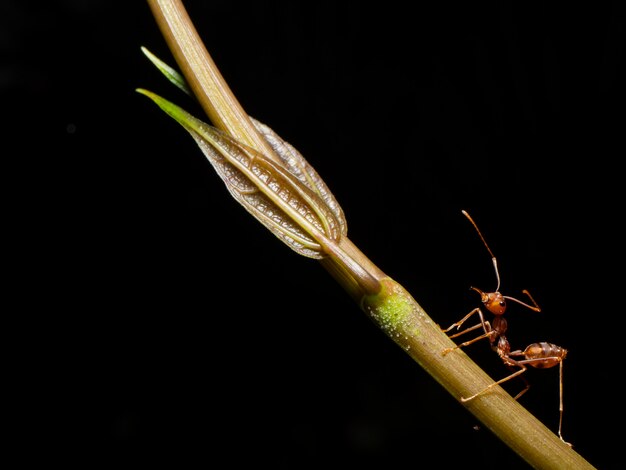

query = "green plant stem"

[144,1,596,468]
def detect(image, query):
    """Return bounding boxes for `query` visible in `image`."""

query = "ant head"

[470,287,506,315]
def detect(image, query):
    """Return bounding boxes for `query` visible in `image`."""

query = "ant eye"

[499,301,506,307]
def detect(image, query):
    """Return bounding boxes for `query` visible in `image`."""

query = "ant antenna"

[462,210,540,312]
[462,210,501,292]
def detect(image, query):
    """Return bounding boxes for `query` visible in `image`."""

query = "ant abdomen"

[522,342,568,369]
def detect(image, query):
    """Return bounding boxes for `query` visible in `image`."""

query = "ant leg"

[447,322,483,340]
[442,308,486,334]
[510,367,530,400]
[461,364,527,402]
[507,350,571,446]
[442,308,494,355]
[557,361,571,446]
[442,327,496,356]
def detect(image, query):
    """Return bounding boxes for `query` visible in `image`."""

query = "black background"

[4,1,623,469]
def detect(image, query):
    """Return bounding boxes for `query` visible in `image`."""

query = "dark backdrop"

[4,1,623,469]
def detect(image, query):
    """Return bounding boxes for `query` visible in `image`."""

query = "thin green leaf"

[141,46,192,96]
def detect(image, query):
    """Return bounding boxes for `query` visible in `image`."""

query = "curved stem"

[146,0,277,160]
[143,2,597,469]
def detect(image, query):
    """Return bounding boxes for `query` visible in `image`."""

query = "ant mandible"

[441,209,570,446]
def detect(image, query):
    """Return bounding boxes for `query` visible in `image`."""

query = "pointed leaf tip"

[140,46,192,96]
[135,88,154,98]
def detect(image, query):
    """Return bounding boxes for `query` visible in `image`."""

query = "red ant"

[441,210,570,445]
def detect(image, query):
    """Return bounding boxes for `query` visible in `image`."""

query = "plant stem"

[143,1,596,468]
[146,0,276,159]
